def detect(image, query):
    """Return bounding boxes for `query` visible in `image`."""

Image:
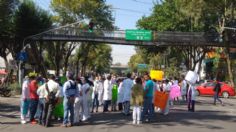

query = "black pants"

[29,99,39,122]
[42,101,55,127]
[188,100,195,112]
[91,94,99,112]
[103,100,111,112]
[118,103,123,111]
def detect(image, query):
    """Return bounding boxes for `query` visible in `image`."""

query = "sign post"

[125,30,152,41]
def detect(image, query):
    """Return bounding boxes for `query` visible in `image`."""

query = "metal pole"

[18,61,22,86]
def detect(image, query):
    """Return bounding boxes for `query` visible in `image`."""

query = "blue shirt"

[144,80,154,97]
[63,80,78,97]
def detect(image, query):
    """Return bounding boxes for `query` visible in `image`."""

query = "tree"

[179,0,236,87]
[50,0,114,76]
[51,0,114,29]
[73,43,112,75]
[14,0,52,76]
[0,0,18,69]
[134,0,214,79]
[128,54,145,72]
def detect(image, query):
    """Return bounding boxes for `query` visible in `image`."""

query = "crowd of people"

[20,72,197,127]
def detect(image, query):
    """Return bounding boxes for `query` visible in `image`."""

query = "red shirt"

[29,80,39,99]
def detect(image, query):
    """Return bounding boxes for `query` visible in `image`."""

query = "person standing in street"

[62,72,78,127]
[187,84,196,112]
[142,73,154,122]
[131,77,144,125]
[117,78,124,111]
[97,76,104,106]
[213,79,223,105]
[122,73,134,116]
[111,82,118,111]
[36,78,47,126]
[181,76,187,102]
[29,75,39,124]
[163,79,171,115]
[91,76,101,113]
[42,75,60,127]
[81,77,91,121]
[20,76,30,124]
[74,78,83,124]
[103,75,112,112]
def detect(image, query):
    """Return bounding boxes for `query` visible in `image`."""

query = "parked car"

[196,82,235,98]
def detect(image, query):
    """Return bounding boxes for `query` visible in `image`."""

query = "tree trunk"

[225,42,235,87]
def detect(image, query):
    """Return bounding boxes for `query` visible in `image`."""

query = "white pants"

[132,106,142,121]
[98,92,103,105]
[82,96,90,120]
[74,97,83,123]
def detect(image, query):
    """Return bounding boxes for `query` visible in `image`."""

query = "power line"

[132,0,153,5]
[111,7,149,14]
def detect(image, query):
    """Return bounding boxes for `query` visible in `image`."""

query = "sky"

[33,0,154,65]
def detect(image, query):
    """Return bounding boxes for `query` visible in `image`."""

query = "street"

[0,96,235,132]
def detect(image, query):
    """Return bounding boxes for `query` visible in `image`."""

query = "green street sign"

[125,30,152,41]
[137,64,148,69]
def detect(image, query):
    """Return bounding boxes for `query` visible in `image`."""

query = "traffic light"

[88,21,94,32]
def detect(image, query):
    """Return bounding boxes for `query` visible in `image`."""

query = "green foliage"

[9,82,21,95]
[128,54,145,72]
[0,0,18,60]
[14,0,52,54]
[51,0,114,29]
[74,43,112,74]
[15,0,52,36]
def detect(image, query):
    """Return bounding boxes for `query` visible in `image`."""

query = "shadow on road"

[0,98,235,131]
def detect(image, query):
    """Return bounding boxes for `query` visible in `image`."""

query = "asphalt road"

[0,96,235,132]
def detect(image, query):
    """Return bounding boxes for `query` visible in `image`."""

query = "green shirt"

[112,84,118,101]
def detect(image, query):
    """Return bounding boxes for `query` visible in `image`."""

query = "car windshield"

[204,82,216,87]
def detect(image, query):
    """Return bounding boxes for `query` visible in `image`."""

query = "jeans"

[63,97,75,125]
[133,106,141,121]
[91,94,99,112]
[123,101,130,115]
[43,101,55,126]
[214,92,222,104]
[29,99,39,121]
[38,98,46,124]
[103,100,111,112]
[142,97,153,121]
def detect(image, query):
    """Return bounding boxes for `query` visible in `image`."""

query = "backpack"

[45,83,57,104]
[65,81,77,98]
